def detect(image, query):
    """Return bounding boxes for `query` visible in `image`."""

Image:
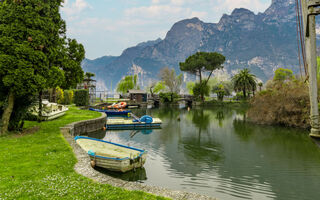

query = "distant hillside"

[82,0,301,90]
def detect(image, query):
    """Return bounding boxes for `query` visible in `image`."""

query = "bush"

[63,90,73,105]
[56,87,64,104]
[74,89,89,106]
[233,92,245,101]
[248,79,310,128]
[159,92,179,103]
[193,81,210,100]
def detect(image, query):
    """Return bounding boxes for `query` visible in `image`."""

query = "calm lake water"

[88,107,320,200]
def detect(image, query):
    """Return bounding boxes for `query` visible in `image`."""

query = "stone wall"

[60,112,106,136]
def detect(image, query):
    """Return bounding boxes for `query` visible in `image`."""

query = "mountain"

[82,0,300,90]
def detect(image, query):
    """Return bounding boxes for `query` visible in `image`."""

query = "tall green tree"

[116,75,139,94]
[179,52,225,100]
[0,0,85,133]
[232,68,257,99]
[0,0,64,133]
[61,39,85,89]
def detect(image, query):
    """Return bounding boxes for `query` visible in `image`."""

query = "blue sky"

[61,0,272,59]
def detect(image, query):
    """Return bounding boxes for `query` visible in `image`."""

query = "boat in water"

[89,108,131,116]
[75,136,147,172]
[107,114,162,130]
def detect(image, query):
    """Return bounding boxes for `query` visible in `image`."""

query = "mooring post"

[301,0,320,137]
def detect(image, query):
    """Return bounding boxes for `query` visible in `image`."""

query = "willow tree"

[179,52,225,100]
[116,75,139,94]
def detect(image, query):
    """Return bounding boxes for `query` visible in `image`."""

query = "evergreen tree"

[179,52,225,100]
[0,0,85,133]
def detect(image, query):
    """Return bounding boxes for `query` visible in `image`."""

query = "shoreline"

[61,114,216,200]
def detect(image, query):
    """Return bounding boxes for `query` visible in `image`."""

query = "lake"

[88,107,320,200]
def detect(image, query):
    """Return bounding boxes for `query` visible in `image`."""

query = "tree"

[0,0,85,133]
[186,82,195,95]
[179,52,225,100]
[85,72,95,80]
[116,75,139,94]
[212,81,232,101]
[60,39,85,89]
[159,67,182,94]
[273,68,294,82]
[193,82,210,100]
[148,81,165,98]
[258,82,263,91]
[159,67,182,102]
[232,68,257,99]
[0,0,66,133]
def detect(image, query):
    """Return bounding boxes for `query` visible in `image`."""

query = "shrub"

[193,81,210,100]
[56,87,64,104]
[74,89,89,106]
[63,90,73,105]
[248,79,310,128]
[159,92,179,103]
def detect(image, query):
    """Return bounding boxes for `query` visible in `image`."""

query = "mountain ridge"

[82,0,300,90]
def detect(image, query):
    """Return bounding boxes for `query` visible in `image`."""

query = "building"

[128,90,147,102]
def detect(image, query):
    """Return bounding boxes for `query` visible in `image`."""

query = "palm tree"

[258,82,263,91]
[232,68,257,99]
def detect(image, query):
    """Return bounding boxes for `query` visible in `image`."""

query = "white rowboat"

[75,136,147,172]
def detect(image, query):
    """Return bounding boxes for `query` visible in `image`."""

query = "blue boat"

[89,108,131,116]
[106,116,162,130]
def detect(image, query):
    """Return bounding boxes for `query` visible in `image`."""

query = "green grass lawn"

[0,106,167,200]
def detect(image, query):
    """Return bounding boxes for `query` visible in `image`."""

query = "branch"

[205,69,214,85]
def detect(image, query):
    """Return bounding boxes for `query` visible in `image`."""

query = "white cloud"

[216,0,270,14]
[124,5,187,20]
[190,11,208,19]
[61,0,91,17]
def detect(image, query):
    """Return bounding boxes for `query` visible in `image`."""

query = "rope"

[298,0,308,76]
[295,0,303,78]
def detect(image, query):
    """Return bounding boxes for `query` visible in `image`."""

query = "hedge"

[63,90,73,105]
[74,89,89,106]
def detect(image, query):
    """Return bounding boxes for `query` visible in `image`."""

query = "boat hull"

[75,136,147,173]
[89,108,131,116]
[89,153,147,172]
[106,118,162,130]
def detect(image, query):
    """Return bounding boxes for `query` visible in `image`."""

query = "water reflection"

[95,166,147,182]
[86,107,320,200]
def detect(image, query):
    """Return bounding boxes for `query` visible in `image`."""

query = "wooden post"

[301,0,320,137]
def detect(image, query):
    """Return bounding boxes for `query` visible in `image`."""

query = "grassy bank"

[0,106,166,200]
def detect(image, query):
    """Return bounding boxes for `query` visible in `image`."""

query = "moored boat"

[89,108,131,116]
[75,136,147,172]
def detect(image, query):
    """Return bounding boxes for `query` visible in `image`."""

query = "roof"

[128,89,146,94]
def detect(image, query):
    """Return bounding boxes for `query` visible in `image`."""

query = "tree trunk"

[0,91,15,135]
[205,70,214,85]
[171,92,174,103]
[52,87,56,103]
[38,90,43,123]
[150,87,154,99]
[243,88,246,99]
[199,69,204,102]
